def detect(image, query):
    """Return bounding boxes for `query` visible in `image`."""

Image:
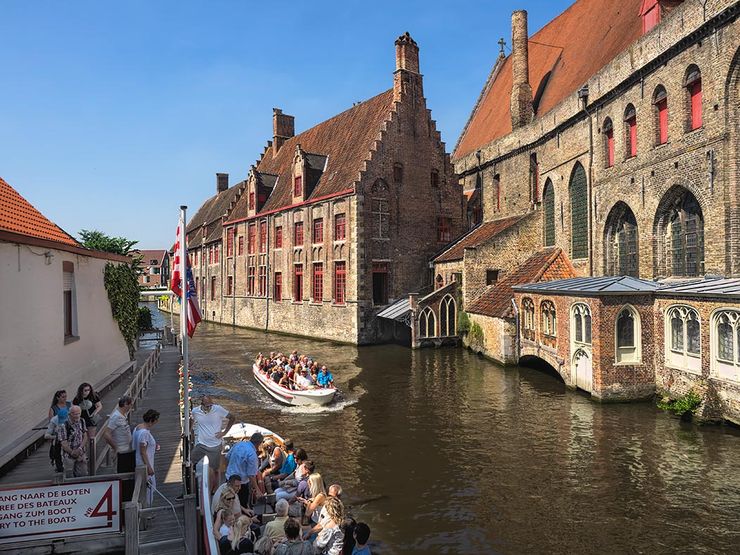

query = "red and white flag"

[170,224,202,337]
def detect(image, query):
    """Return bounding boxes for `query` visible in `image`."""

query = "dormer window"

[640,0,661,34]
[249,191,255,211]
[294,176,302,197]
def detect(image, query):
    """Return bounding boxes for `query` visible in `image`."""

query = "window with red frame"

[226,229,234,257]
[294,176,302,197]
[274,272,282,301]
[334,213,346,241]
[686,66,702,130]
[248,191,255,211]
[238,235,244,256]
[438,217,452,243]
[654,86,668,145]
[604,118,615,167]
[313,263,323,302]
[334,261,346,304]
[259,221,267,253]
[275,226,283,248]
[294,222,304,245]
[210,276,216,300]
[624,104,637,158]
[247,266,255,296]
[313,218,323,243]
[208,246,213,264]
[258,266,266,296]
[226,275,233,296]
[293,264,303,301]
[214,245,219,263]
[248,223,256,253]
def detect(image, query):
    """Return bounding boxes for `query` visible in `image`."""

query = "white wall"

[0,242,130,455]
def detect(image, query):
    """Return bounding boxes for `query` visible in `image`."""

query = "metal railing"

[89,345,161,476]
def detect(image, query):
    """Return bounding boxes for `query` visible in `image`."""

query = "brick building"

[136,249,169,288]
[187,33,464,344]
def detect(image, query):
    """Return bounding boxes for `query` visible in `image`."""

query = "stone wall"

[465,313,517,366]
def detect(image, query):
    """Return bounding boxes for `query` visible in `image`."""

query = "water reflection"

[155,308,740,554]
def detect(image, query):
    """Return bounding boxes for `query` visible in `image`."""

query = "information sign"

[0,480,121,543]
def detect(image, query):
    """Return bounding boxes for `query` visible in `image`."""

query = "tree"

[79,229,138,256]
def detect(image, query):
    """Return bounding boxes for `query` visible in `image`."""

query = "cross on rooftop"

[498,37,506,56]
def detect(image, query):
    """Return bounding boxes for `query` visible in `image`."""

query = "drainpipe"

[232,229,237,326]
[265,218,271,332]
[579,85,595,276]
[511,298,520,363]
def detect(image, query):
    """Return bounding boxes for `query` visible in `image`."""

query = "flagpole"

[179,205,191,482]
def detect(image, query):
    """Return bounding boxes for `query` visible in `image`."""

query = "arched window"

[493,173,501,212]
[569,163,588,259]
[543,179,555,247]
[666,305,701,372]
[571,303,592,346]
[616,305,641,363]
[655,187,704,277]
[624,104,637,158]
[653,85,668,145]
[541,301,556,337]
[529,153,539,203]
[522,298,535,340]
[435,274,444,289]
[603,117,615,168]
[604,202,639,277]
[419,307,436,339]
[711,309,740,382]
[440,295,457,337]
[371,179,390,240]
[685,65,702,131]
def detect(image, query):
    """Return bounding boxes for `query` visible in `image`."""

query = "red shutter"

[334,214,346,240]
[657,99,668,144]
[313,263,323,302]
[294,222,304,245]
[248,191,255,211]
[294,176,302,197]
[248,224,255,253]
[313,219,323,243]
[294,264,303,301]
[247,266,255,295]
[334,262,346,304]
[259,221,266,253]
[690,80,703,130]
[274,272,282,301]
[238,236,244,255]
[628,118,638,157]
[275,226,283,248]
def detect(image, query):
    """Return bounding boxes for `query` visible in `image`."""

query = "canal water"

[149,305,740,554]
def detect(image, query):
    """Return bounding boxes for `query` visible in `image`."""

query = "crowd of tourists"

[255,351,335,390]
[191,395,371,555]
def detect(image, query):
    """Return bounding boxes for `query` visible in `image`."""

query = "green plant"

[103,262,140,360]
[657,390,703,417]
[79,229,138,255]
[458,310,471,335]
[469,321,484,346]
[138,306,153,332]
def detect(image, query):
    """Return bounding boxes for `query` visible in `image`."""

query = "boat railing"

[89,345,161,476]
[200,455,219,555]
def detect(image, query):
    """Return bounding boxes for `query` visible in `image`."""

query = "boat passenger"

[273,518,313,555]
[307,484,342,538]
[317,366,334,388]
[296,368,314,390]
[271,440,295,480]
[263,498,290,541]
[297,472,328,524]
[212,475,244,517]
[271,366,285,384]
[261,440,286,479]
[352,522,372,555]
[252,536,274,555]
[313,497,345,555]
[340,517,357,555]
[275,460,313,503]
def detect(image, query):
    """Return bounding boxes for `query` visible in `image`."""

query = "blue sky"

[0,0,571,249]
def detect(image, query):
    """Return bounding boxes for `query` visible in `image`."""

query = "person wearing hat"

[296,367,313,390]
[225,432,264,508]
[45,407,69,473]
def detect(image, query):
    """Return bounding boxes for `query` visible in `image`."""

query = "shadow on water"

[160,309,740,554]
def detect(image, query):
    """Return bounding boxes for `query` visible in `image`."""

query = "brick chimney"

[393,32,422,102]
[273,108,295,157]
[216,173,229,193]
[510,10,534,129]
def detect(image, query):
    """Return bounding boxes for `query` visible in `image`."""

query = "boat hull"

[252,364,336,406]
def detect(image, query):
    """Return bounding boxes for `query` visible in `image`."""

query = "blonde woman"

[229,515,256,554]
[313,496,345,555]
[297,473,327,524]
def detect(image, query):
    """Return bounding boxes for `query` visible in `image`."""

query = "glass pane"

[617,311,635,348]
[570,166,588,258]
[585,314,592,344]
[575,314,583,343]
[718,322,733,361]
[671,316,684,351]
[687,318,700,355]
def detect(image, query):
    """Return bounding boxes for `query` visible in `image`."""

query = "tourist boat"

[252,363,336,406]
[224,422,284,446]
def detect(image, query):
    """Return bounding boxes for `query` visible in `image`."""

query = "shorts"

[191,443,222,467]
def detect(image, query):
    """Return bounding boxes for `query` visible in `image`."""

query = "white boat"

[252,363,336,406]
[224,422,284,445]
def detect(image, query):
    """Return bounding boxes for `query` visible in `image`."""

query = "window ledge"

[665,364,702,375]
[64,335,80,345]
[292,301,304,305]
[685,126,704,136]
[654,142,669,150]
[614,360,643,367]
[331,303,347,308]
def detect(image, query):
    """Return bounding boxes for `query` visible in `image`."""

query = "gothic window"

[686,65,703,131]
[569,163,588,259]
[543,179,555,247]
[605,202,639,277]
[522,298,535,340]
[529,153,539,203]
[711,310,740,382]
[493,174,501,212]
[541,301,556,337]
[624,104,638,158]
[603,117,615,168]
[666,305,701,372]
[571,303,592,347]
[440,295,457,337]
[419,307,436,339]
[656,189,704,277]
[653,86,669,145]
[616,306,641,363]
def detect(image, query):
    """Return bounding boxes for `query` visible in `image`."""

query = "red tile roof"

[137,249,167,265]
[467,247,576,318]
[454,0,644,159]
[434,214,527,263]
[227,90,395,222]
[186,182,243,246]
[0,177,79,247]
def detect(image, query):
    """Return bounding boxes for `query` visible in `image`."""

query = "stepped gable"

[467,247,576,318]
[0,176,79,247]
[186,182,242,245]
[454,0,644,159]
[434,214,527,263]
[228,89,395,221]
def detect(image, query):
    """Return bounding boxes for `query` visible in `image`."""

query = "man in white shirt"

[191,395,235,490]
[102,395,134,473]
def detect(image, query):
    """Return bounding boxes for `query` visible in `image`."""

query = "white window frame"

[710,308,740,383]
[440,295,457,337]
[664,305,701,374]
[419,307,436,339]
[541,300,556,337]
[570,303,592,349]
[615,304,642,364]
[522,298,535,331]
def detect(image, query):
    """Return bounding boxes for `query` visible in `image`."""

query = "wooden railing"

[89,345,161,476]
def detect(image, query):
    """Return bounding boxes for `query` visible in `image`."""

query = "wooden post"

[124,501,139,555]
[88,436,97,476]
[183,493,198,554]
[135,465,148,508]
